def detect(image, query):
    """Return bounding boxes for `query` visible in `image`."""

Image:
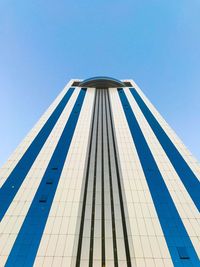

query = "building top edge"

[79,76,126,88]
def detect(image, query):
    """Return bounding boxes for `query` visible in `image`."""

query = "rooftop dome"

[79,76,125,88]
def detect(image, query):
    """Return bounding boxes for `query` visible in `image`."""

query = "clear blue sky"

[0,1,200,166]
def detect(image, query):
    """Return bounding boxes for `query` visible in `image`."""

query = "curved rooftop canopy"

[79,76,126,88]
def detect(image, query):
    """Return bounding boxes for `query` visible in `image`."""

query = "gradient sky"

[0,1,200,167]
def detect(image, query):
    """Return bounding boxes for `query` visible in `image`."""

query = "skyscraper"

[0,77,199,267]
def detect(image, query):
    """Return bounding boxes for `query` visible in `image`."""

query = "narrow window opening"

[39,195,48,203]
[46,179,53,185]
[177,247,190,259]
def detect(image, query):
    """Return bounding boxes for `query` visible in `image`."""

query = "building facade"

[0,77,199,267]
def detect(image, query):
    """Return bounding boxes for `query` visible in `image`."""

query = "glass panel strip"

[105,90,118,266]
[101,90,106,266]
[89,90,100,267]
[75,89,98,266]
[107,90,132,267]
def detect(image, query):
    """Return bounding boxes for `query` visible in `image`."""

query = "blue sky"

[0,1,200,166]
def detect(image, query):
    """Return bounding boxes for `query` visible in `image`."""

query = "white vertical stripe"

[0,87,80,267]
[130,79,200,182]
[110,88,173,267]
[34,88,95,267]
[0,80,75,188]
[125,87,200,259]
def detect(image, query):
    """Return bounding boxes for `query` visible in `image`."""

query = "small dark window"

[46,179,53,185]
[124,82,133,87]
[177,247,190,259]
[39,195,48,203]
[72,81,80,86]
[51,167,58,170]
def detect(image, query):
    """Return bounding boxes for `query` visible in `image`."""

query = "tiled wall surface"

[0,79,199,267]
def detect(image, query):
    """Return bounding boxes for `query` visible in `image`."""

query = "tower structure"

[0,77,199,267]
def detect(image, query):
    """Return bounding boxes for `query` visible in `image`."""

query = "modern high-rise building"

[0,77,199,267]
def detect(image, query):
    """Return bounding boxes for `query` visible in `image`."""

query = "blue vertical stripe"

[129,88,200,212]
[5,88,87,267]
[0,88,75,221]
[118,89,199,266]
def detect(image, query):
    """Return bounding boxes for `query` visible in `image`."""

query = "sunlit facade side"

[0,77,199,267]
